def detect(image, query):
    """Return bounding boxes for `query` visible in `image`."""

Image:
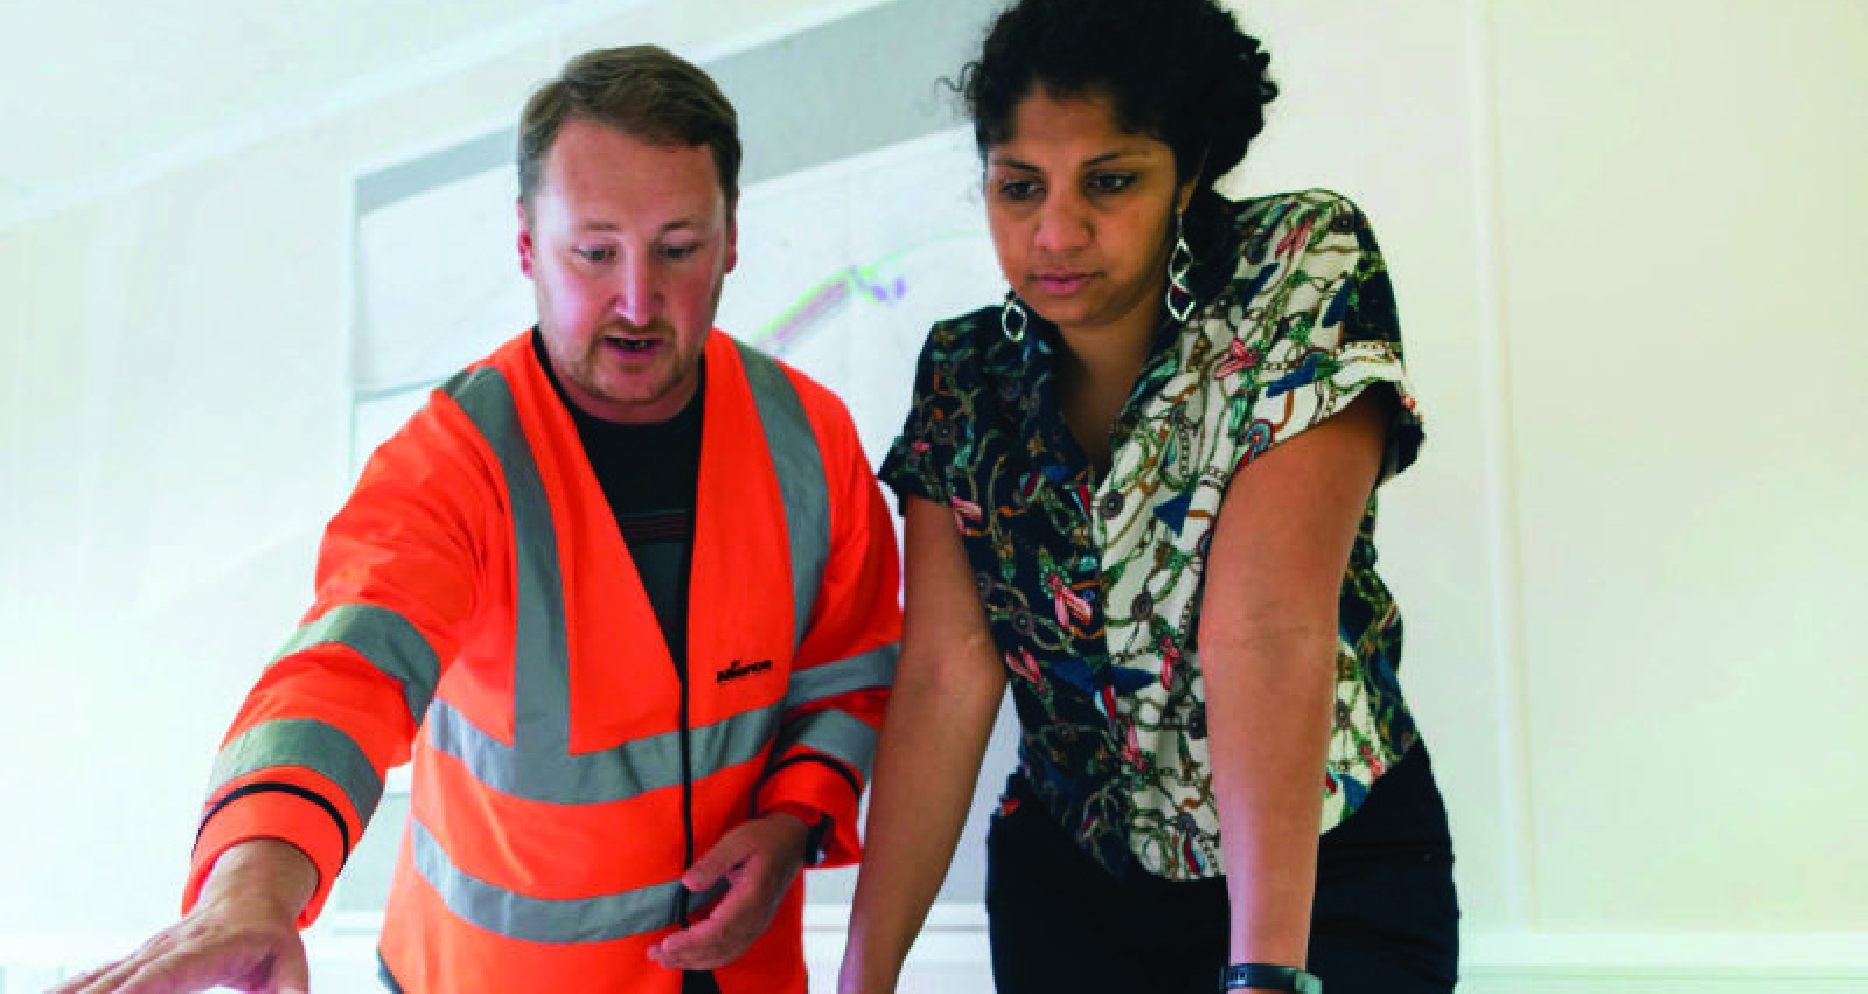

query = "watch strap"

[1220,963,1322,992]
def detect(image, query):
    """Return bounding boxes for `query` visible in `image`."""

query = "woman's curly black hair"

[958,0,1278,198]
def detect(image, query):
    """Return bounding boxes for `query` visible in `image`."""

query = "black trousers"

[985,746,1459,993]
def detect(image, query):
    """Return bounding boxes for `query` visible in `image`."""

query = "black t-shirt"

[532,331,701,675]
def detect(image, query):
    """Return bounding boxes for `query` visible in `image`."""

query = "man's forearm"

[197,838,319,923]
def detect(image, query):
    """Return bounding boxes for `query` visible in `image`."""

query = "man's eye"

[1088,173,1136,195]
[661,243,700,261]
[575,247,615,263]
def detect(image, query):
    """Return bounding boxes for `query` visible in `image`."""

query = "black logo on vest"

[716,658,774,684]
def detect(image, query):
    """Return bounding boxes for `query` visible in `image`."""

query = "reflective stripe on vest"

[275,603,442,727]
[769,707,880,780]
[414,347,837,943]
[208,718,384,827]
[732,339,830,650]
[781,642,898,712]
[425,698,781,805]
[206,602,442,819]
[409,817,687,944]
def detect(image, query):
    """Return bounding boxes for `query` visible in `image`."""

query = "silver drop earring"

[1001,290,1028,343]
[1166,212,1195,323]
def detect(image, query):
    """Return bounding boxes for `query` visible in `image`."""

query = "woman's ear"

[1177,152,1206,214]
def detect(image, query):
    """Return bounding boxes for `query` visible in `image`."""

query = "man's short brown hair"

[518,45,741,216]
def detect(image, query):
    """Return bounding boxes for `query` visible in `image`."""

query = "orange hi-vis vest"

[185,330,902,993]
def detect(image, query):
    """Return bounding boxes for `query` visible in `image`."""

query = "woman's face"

[985,88,1195,340]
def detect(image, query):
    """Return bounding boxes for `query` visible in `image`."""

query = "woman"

[839,1,1457,992]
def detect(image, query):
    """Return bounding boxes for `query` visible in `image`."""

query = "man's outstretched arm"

[53,839,316,994]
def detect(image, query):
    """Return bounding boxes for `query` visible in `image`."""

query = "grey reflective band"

[782,642,900,711]
[410,817,685,943]
[441,367,572,757]
[686,703,786,786]
[427,697,782,805]
[275,604,441,727]
[771,708,879,779]
[207,718,384,827]
[734,340,831,651]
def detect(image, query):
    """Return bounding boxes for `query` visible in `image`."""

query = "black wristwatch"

[1220,963,1322,992]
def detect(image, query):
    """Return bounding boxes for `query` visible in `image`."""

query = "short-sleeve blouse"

[880,189,1426,881]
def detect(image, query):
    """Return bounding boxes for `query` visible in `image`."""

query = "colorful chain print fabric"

[880,189,1425,880]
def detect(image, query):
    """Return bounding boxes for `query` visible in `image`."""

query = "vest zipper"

[676,657,696,926]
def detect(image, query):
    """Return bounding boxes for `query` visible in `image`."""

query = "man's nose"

[612,256,660,327]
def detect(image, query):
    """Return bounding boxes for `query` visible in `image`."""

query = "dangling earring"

[1001,290,1028,343]
[1166,211,1196,323]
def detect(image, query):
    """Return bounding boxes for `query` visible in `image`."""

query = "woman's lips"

[1033,272,1094,296]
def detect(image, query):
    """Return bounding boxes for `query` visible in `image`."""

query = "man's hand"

[53,839,315,994]
[647,812,812,972]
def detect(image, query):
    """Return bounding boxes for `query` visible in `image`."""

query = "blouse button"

[1099,491,1125,519]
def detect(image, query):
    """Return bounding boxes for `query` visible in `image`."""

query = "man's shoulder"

[715,330,846,418]
[436,330,541,404]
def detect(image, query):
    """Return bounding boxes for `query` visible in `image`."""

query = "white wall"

[1,0,1864,990]
[0,40,560,960]
[1492,0,1868,937]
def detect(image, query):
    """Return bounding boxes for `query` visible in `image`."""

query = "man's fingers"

[653,820,805,973]
[653,884,763,971]
[681,833,748,893]
[687,872,732,916]
[111,960,188,994]
[114,950,247,994]
[74,954,150,994]
[650,916,724,970]
[67,928,303,994]
[49,960,117,994]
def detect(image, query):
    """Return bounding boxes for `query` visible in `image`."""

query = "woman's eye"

[997,179,1040,202]
[1088,173,1136,195]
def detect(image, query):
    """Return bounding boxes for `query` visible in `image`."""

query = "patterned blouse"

[880,189,1426,882]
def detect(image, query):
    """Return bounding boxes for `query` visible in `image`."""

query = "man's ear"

[724,212,739,276]
[516,198,536,279]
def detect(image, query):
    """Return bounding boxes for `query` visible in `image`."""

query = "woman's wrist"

[835,939,901,994]
[1219,962,1323,992]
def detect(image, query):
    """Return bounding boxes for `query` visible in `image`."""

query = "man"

[56,46,900,994]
